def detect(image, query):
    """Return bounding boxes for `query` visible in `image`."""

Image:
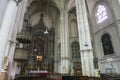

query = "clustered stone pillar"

[75,0,95,76]
[54,39,58,73]
[58,9,70,74]
[7,0,28,79]
[0,0,18,72]
[0,0,28,79]
[0,0,8,28]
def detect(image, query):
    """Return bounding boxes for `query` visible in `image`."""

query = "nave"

[0,0,120,80]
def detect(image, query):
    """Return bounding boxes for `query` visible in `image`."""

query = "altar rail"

[62,75,120,80]
[15,74,120,80]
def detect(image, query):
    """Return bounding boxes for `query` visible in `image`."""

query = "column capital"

[13,0,22,6]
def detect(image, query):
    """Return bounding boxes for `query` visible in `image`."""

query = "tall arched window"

[96,5,107,23]
[71,41,80,59]
[102,34,114,55]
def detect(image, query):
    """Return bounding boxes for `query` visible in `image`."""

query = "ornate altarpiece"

[16,14,55,75]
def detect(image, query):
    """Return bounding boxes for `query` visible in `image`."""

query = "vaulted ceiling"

[27,0,97,28]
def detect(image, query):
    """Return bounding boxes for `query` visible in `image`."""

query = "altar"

[16,75,53,80]
[29,70,48,76]
[15,70,49,80]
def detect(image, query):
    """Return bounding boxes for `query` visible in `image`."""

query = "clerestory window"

[96,5,107,23]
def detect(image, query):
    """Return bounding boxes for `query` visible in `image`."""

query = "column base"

[58,59,70,75]
[94,69,100,77]
[0,69,7,80]
[81,50,95,76]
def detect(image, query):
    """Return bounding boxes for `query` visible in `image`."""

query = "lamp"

[44,0,49,34]
[44,28,49,34]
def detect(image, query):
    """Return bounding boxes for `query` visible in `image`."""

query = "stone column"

[0,0,18,72]
[75,0,94,76]
[54,60,59,74]
[58,9,70,74]
[54,27,58,73]
[7,0,28,79]
[0,0,8,29]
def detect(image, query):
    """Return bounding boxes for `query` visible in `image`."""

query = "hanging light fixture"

[44,28,49,34]
[44,0,49,34]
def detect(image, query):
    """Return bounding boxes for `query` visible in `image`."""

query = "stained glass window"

[102,34,114,55]
[71,41,80,58]
[96,5,107,23]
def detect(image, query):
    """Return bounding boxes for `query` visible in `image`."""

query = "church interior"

[0,0,120,80]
